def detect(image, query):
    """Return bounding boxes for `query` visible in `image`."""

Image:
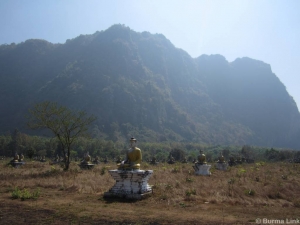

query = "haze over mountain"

[1,25,299,148]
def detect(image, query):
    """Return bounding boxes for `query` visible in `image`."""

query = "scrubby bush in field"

[11,187,40,200]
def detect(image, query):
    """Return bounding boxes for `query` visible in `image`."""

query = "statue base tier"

[193,164,211,176]
[104,169,153,200]
[10,161,25,168]
[216,162,228,171]
[79,163,95,169]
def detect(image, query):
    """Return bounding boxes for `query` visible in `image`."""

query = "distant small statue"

[167,155,175,164]
[79,152,95,169]
[228,156,236,167]
[19,153,24,162]
[181,157,188,163]
[196,150,207,165]
[13,153,19,162]
[150,156,158,165]
[216,151,228,171]
[10,153,25,167]
[193,150,211,175]
[236,155,242,164]
[217,151,225,163]
[40,156,46,162]
[103,156,109,164]
[82,152,91,164]
[93,156,100,164]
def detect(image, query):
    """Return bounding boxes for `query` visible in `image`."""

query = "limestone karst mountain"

[0,24,299,148]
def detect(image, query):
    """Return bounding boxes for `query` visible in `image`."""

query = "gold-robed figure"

[217,151,225,163]
[197,150,207,165]
[117,137,142,170]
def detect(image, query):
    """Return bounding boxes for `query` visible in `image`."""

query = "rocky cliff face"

[0,24,299,148]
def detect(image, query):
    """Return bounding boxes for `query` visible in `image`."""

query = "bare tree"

[27,101,96,170]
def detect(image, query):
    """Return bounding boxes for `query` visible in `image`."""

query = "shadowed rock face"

[0,24,299,148]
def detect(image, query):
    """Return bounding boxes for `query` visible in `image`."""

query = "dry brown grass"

[0,160,300,224]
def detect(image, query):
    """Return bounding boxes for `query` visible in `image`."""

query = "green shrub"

[185,189,196,196]
[100,166,106,175]
[171,166,180,173]
[11,187,40,200]
[11,187,22,199]
[186,177,194,182]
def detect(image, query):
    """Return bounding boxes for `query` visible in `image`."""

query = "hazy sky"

[1,0,299,110]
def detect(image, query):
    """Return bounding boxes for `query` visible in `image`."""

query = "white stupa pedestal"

[10,161,25,168]
[79,162,95,169]
[216,162,228,171]
[104,169,153,200]
[193,164,211,176]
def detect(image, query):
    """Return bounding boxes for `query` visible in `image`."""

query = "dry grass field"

[0,159,300,224]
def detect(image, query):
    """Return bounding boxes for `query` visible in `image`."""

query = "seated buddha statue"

[83,152,91,163]
[150,156,157,165]
[196,150,207,165]
[118,137,142,170]
[19,153,24,162]
[181,157,188,163]
[236,155,242,164]
[13,153,19,162]
[93,156,100,164]
[167,155,175,164]
[217,151,225,163]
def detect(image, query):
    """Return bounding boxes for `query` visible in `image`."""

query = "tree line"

[1,130,299,163]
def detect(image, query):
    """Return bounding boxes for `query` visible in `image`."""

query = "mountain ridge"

[1,24,299,148]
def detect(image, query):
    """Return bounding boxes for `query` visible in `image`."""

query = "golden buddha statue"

[118,137,142,170]
[197,150,207,165]
[167,155,175,164]
[13,153,19,162]
[93,156,99,163]
[84,152,91,162]
[19,153,24,162]
[217,151,225,163]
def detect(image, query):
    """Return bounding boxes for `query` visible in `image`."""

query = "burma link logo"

[256,218,300,224]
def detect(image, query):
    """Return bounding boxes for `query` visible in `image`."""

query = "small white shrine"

[104,169,153,199]
[193,150,211,176]
[215,151,228,171]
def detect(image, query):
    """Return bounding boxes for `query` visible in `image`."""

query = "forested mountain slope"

[0,24,299,148]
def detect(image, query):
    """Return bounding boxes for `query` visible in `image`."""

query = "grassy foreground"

[0,160,299,224]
